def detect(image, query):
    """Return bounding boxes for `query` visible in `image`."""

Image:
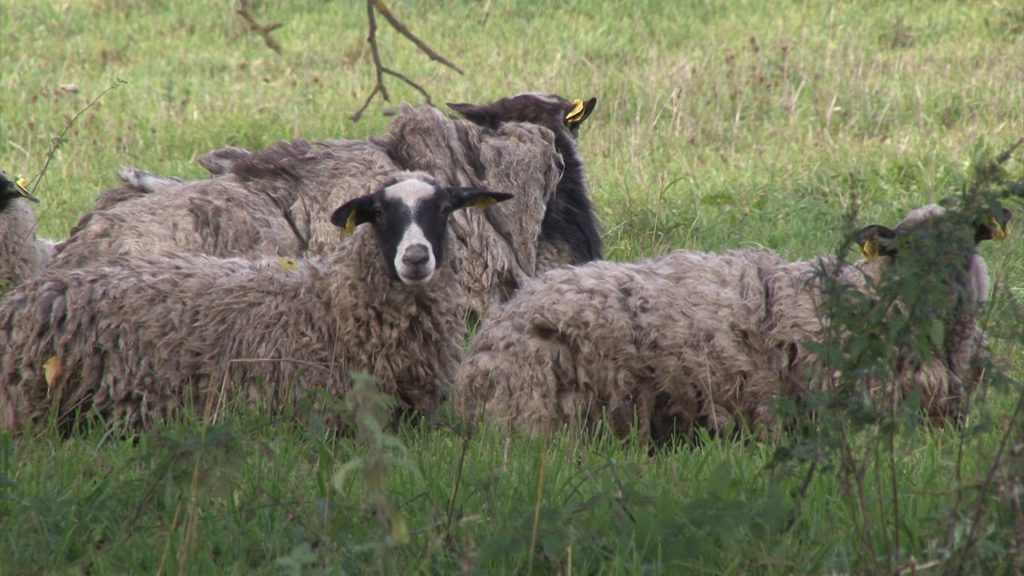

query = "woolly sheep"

[447,93,602,269]
[0,171,55,293]
[454,204,1012,443]
[0,175,513,433]
[48,98,581,317]
[52,138,393,267]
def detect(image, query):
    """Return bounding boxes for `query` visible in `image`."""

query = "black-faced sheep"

[0,175,512,433]
[454,204,1012,443]
[448,93,602,268]
[0,171,55,293]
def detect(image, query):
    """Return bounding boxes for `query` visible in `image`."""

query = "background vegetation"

[1,0,1022,573]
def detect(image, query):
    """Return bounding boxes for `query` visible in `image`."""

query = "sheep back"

[455,249,793,440]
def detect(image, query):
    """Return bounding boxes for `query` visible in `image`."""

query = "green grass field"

[1,1,1023,573]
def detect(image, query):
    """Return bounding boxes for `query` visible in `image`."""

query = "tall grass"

[1,0,1022,573]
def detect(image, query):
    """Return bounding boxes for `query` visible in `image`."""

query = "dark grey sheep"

[448,92,602,269]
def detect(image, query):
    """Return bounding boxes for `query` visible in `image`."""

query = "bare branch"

[236,0,283,54]
[351,0,463,121]
[28,78,127,197]
[382,67,432,103]
[373,0,464,74]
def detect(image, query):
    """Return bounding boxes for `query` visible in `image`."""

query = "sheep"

[447,92,602,269]
[454,203,1012,443]
[0,174,513,434]
[48,96,585,318]
[0,171,55,293]
[52,138,397,268]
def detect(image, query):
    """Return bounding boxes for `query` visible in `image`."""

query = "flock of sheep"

[0,92,1012,442]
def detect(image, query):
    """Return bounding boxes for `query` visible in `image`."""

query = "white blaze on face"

[385,179,438,285]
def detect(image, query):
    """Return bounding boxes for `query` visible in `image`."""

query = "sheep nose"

[402,244,430,267]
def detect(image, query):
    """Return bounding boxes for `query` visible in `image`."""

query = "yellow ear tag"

[990,216,1009,241]
[278,257,300,271]
[15,176,29,193]
[859,238,879,260]
[342,211,359,237]
[565,98,586,124]
[472,196,498,209]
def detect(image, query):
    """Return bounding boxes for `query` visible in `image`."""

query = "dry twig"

[351,0,463,121]
[236,0,283,54]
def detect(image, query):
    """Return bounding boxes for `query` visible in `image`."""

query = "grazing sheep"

[454,204,1012,442]
[0,175,513,433]
[0,171,55,293]
[448,92,602,268]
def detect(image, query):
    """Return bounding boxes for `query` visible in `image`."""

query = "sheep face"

[448,93,597,140]
[330,177,514,285]
[853,203,1012,305]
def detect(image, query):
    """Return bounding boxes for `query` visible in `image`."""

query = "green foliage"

[1,0,1022,573]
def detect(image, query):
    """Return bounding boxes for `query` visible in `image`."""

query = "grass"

[1,0,1023,573]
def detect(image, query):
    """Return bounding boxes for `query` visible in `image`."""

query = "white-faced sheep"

[0,171,55,293]
[0,175,512,433]
[454,203,1012,443]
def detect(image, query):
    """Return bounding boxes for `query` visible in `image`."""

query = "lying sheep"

[454,203,1012,442]
[47,96,584,317]
[0,175,512,433]
[0,171,55,293]
[53,138,397,267]
[447,93,602,268]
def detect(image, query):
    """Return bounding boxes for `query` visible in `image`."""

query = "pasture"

[1,1,1022,573]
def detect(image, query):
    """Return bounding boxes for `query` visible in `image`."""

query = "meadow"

[1,0,1022,573]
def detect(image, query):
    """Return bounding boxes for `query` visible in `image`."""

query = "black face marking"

[330,178,514,285]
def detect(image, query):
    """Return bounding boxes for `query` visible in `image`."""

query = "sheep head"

[0,170,38,209]
[853,202,1013,305]
[330,175,513,285]
[448,93,597,140]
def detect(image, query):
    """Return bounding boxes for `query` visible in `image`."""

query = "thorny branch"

[351,0,464,121]
[236,0,283,54]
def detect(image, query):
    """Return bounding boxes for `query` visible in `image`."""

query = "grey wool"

[454,204,1011,443]
[0,176,511,433]
[45,102,569,318]
[53,139,397,268]
[0,171,55,293]
[370,104,564,315]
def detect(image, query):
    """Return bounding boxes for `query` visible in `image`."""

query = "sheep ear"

[447,102,498,128]
[853,224,898,260]
[447,187,515,211]
[330,195,377,236]
[975,206,1012,243]
[565,97,597,126]
[1,171,39,203]
[197,146,251,175]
